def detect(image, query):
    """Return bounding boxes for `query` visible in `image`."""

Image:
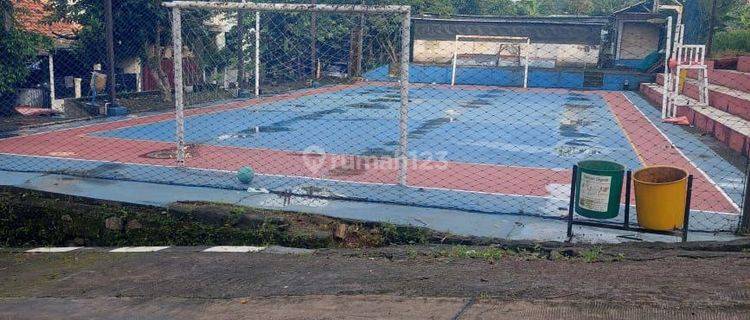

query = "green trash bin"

[574,160,625,219]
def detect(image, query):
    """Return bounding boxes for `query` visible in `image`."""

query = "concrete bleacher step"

[686,68,750,94]
[640,82,750,156]
[656,73,750,121]
[738,56,750,73]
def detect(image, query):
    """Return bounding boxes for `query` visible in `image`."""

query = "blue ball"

[237,166,255,184]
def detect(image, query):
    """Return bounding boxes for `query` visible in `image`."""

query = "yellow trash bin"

[678,69,688,92]
[633,166,689,231]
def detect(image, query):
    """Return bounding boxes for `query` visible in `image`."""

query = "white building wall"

[413,39,599,68]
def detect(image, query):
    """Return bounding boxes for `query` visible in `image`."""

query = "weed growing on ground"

[406,247,419,259]
[444,245,507,262]
[581,246,603,263]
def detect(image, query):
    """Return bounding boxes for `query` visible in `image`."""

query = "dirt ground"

[0,241,749,319]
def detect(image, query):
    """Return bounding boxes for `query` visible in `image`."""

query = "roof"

[415,14,609,26]
[613,0,655,15]
[12,0,79,47]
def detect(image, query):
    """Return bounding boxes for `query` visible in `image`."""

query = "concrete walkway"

[0,170,741,243]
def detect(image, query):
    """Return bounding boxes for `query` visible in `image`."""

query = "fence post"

[104,0,117,104]
[397,9,411,186]
[255,11,260,97]
[171,7,186,166]
[237,9,245,91]
[740,166,750,234]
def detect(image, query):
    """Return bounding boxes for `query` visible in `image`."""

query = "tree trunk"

[705,0,718,57]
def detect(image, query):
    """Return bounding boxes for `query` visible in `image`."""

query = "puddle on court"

[383,141,399,146]
[217,108,348,140]
[558,124,596,138]
[409,117,452,139]
[360,147,395,158]
[347,102,390,110]
[564,139,593,146]
[557,101,599,155]
[370,97,410,103]
[238,125,293,135]
[272,108,347,127]
[478,93,501,99]
[460,99,493,108]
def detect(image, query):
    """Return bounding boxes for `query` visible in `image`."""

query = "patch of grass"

[406,247,419,259]
[581,246,603,263]
[0,187,449,249]
[444,245,508,262]
[713,29,750,57]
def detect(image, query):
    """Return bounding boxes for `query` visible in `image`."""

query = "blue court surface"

[95,85,642,170]
[0,83,743,233]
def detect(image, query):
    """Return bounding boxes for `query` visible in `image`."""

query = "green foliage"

[713,29,750,55]
[581,246,602,263]
[380,222,429,244]
[0,28,50,95]
[0,1,51,97]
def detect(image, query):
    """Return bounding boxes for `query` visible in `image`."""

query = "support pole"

[523,38,530,88]
[739,165,750,234]
[397,10,410,186]
[623,170,632,229]
[104,0,117,104]
[171,7,186,166]
[237,9,245,91]
[661,16,672,119]
[47,54,56,109]
[255,11,260,97]
[356,1,364,77]
[567,165,578,239]
[310,0,317,80]
[682,175,694,242]
[451,35,458,86]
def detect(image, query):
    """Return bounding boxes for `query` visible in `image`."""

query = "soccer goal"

[163,1,413,185]
[450,35,531,88]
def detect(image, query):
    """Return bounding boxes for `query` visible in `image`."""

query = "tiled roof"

[12,0,79,47]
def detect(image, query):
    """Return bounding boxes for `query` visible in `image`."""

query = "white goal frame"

[450,35,531,88]
[163,1,413,185]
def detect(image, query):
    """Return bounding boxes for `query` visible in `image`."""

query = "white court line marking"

[26,247,82,253]
[110,246,169,253]
[203,246,266,253]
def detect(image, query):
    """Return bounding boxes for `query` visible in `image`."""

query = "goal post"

[450,35,531,88]
[162,1,412,185]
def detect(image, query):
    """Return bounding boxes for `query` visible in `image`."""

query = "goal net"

[450,35,531,87]
[164,1,412,187]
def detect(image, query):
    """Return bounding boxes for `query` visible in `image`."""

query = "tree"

[53,0,219,102]
[0,0,52,115]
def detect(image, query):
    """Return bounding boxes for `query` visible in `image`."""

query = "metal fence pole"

[237,9,245,91]
[661,16,672,119]
[104,0,117,105]
[255,11,260,97]
[171,7,186,166]
[739,165,750,234]
[397,10,411,186]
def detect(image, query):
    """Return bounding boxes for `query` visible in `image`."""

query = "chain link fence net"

[1,0,749,234]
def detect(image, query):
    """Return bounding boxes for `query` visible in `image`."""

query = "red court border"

[0,84,739,214]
